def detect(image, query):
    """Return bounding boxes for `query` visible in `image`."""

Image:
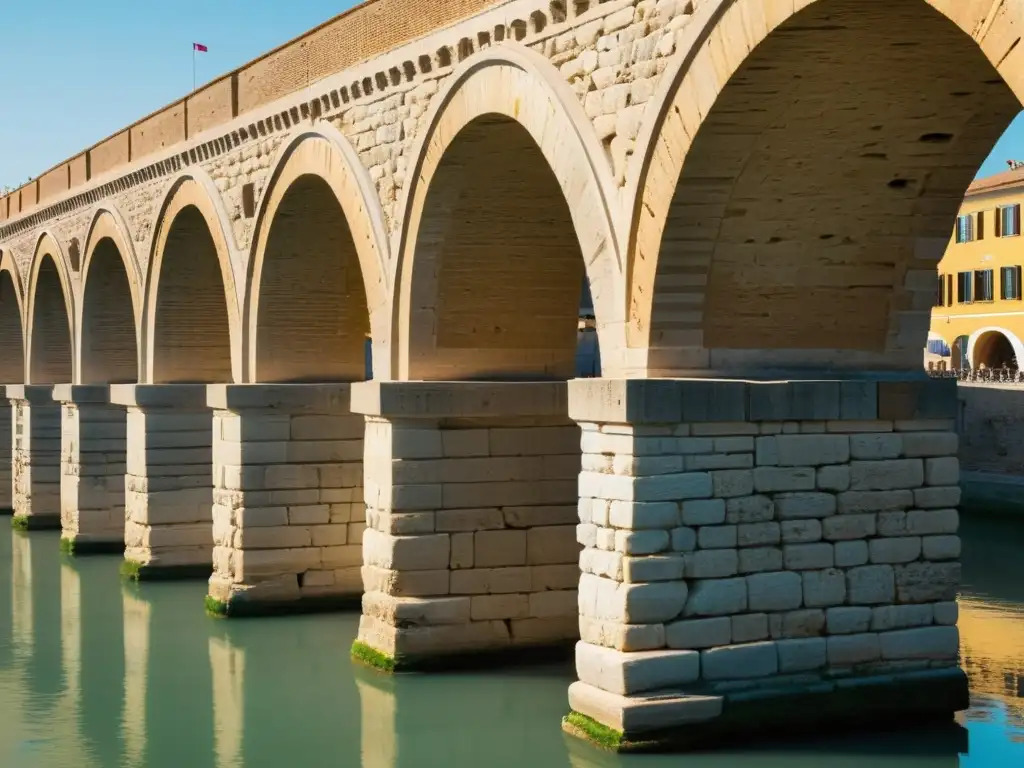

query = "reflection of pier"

[959,598,1024,728]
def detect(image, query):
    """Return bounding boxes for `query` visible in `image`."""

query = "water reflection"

[0,516,1020,766]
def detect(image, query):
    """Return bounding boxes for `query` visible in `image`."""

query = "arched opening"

[640,0,1019,372]
[952,335,970,371]
[81,238,138,384]
[29,255,72,385]
[152,206,232,383]
[405,115,585,380]
[974,331,1018,370]
[0,270,24,383]
[253,175,369,382]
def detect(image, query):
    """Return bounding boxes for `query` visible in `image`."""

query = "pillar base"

[59,536,125,556]
[563,667,968,752]
[8,385,62,525]
[351,381,581,666]
[12,513,61,531]
[112,384,213,578]
[205,384,366,617]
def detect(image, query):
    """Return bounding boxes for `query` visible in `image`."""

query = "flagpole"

[192,45,196,91]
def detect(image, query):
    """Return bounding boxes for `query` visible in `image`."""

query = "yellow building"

[929,167,1024,372]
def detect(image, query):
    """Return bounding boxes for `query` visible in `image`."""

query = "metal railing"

[928,366,1024,383]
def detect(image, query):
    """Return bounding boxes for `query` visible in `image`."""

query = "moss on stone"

[205,595,229,617]
[351,640,396,673]
[10,515,28,532]
[59,537,75,555]
[563,711,623,751]
[119,559,144,581]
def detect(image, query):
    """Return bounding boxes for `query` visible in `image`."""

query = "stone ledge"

[564,666,969,752]
[352,381,568,419]
[568,378,958,425]
[52,384,113,404]
[5,385,60,405]
[110,384,210,409]
[206,383,353,411]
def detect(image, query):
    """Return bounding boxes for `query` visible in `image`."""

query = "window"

[957,271,973,303]
[947,274,953,306]
[997,204,1021,237]
[936,273,945,307]
[955,214,974,243]
[1002,265,1023,300]
[974,269,994,301]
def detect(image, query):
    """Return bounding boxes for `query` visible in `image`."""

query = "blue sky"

[1,0,1024,189]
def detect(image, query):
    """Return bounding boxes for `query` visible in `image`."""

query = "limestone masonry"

[0,0,1009,751]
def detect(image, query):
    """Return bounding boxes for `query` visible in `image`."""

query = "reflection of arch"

[144,173,240,383]
[244,126,388,382]
[26,232,74,385]
[79,207,142,384]
[969,327,1024,370]
[626,0,1022,375]
[392,45,624,379]
[0,248,26,383]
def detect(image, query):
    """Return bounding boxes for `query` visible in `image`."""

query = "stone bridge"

[0,0,1010,750]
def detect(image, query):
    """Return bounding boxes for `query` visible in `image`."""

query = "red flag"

[193,42,208,52]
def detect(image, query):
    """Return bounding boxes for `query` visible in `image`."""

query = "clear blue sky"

[2,1,1024,188]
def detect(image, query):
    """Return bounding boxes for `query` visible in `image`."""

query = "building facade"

[930,169,1024,372]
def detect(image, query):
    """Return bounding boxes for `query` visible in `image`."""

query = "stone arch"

[969,326,1024,370]
[0,249,25,383]
[244,124,389,383]
[25,233,74,385]
[392,45,625,380]
[627,0,1024,376]
[144,173,241,384]
[79,207,143,384]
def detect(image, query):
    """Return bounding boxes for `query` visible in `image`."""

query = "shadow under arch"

[969,326,1023,370]
[143,173,241,384]
[391,44,625,381]
[243,125,389,382]
[626,0,1024,376]
[0,248,25,383]
[26,232,74,385]
[78,207,143,384]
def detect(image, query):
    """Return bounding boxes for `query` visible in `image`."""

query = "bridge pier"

[0,392,12,514]
[111,384,213,580]
[8,385,63,530]
[205,384,365,615]
[564,377,968,749]
[55,385,127,554]
[350,381,580,670]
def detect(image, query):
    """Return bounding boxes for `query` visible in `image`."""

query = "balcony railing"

[928,367,1024,383]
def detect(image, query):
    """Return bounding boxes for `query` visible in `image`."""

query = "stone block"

[879,626,959,661]
[528,525,579,564]
[701,641,778,680]
[682,578,747,617]
[773,435,849,467]
[871,604,933,632]
[826,606,872,635]
[913,487,961,509]
[747,571,802,612]
[902,432,958,458]
[784,543,834,570]
[827,633,881,666]
[823,514,875,541]
[870,532,925,564]
[363,529,450,571]
[922,534,960,561]
[665,617,731,650]
[906,509,959,535]
[725,495,774,523]
[933,602,958,625]
[849,460,924,491]
[737,522,780,547]
[566,681,723,735]
[685,549,738,579]
[680,498,725,526]
[777,638,827,672]
[731,613,768,643]
[710,470,754,498]
[849,434,902,460]
[615,529,670,555]
[471,594,529,621]
[697,525,737,549]
[781,519,822,544]
[802,568,846,608]
[924,457,958,486]
[435,507,505,532]
[451,567,531,595]
[738,546,783,574]
[580,619,665,653]
[847,565,895,605]
[610,500,679,529]
[753,467,815,493]
[775,609,825,639]
[475,530,527,567]
[671,526,697,552]
[575,642,701,696]
[775,493,836,519]
[620,580,689,624]
[816,466,850,492]
[895,562,960,603]
[834,540,869,567]
[838,490,913,514]
[623,554,685,583]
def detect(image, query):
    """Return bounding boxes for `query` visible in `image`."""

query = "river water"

[0,515,1020,768]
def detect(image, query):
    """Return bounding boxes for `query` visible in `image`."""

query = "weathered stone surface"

[701,642,778,680]
[665,617,731,650]
[683,578,747,617]
[747,571,802,612]
[575,642,700,695]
